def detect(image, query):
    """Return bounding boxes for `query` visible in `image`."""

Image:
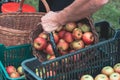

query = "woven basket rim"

[0,12,46,16]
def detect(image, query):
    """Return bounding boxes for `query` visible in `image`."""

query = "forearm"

[57,0,109,25]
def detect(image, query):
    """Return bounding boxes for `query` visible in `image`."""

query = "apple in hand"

[10,72,20,78]
[95,74,109,80]
[33,37,47,50]
[6,65,16,74]
[80,74,94,80]
[82,32,94,45]
[109,72,120,80]
[101,66,114,76]
[113,63,120,73]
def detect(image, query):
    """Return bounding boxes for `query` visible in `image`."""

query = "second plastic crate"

[0,44,33,80]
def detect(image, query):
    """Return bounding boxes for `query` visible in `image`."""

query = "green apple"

[109,72,120,80]
[80,74,94,80]
[95,74,109,80]
[101,66,114,76]
[17,66,24,75]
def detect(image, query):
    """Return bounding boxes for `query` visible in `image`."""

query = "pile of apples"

[6,65,24,78]
[33,22,95,60]
[80,63,120,80]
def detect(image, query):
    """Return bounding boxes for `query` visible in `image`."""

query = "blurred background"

[0,0,120,29]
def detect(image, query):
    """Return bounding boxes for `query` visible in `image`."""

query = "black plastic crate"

[21,21,120,80]
[22,36,120,80]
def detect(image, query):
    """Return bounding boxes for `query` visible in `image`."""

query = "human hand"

[41,11,62,33]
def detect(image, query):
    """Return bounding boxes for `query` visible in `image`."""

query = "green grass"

[93,0,120,29]
[25,0,120,29]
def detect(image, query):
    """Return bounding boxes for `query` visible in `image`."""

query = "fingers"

[41,22,59,33]
[41,11,62,33]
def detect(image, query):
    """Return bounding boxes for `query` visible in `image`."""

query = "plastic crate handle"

[18,0,50,12]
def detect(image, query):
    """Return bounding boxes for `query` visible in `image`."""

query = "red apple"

[63,32,73,43]
[33,37,47,50]
[58,30,66,39]
[6,66,16,74]
[70,40,84,50]
[45,43,54,55]
[10,72,20,78]
[80,74,94,80]
[57,39,69,51]
[82,32,94,45]
[95,74,109,80]
[72,28,83,40]
[113,63,120,73]
[65,22,76,32]
[38,32,48,40]
[101,66,114,76]
[109,72,120,80]
[17,66,24,75]
[52,32,59,43]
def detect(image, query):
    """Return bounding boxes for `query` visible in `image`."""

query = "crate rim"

[94,20,120,39]
[21,57,43,80]
[22,38,114,66]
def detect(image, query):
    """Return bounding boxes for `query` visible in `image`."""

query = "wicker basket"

[0,0,50,46]
[30,16,99,62]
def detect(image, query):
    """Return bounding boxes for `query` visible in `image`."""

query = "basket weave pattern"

[0,0,50,46]
[30,17,99,62]
[0,12,45,46]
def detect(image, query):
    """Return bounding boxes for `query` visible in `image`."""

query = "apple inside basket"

[30,18,99,62]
